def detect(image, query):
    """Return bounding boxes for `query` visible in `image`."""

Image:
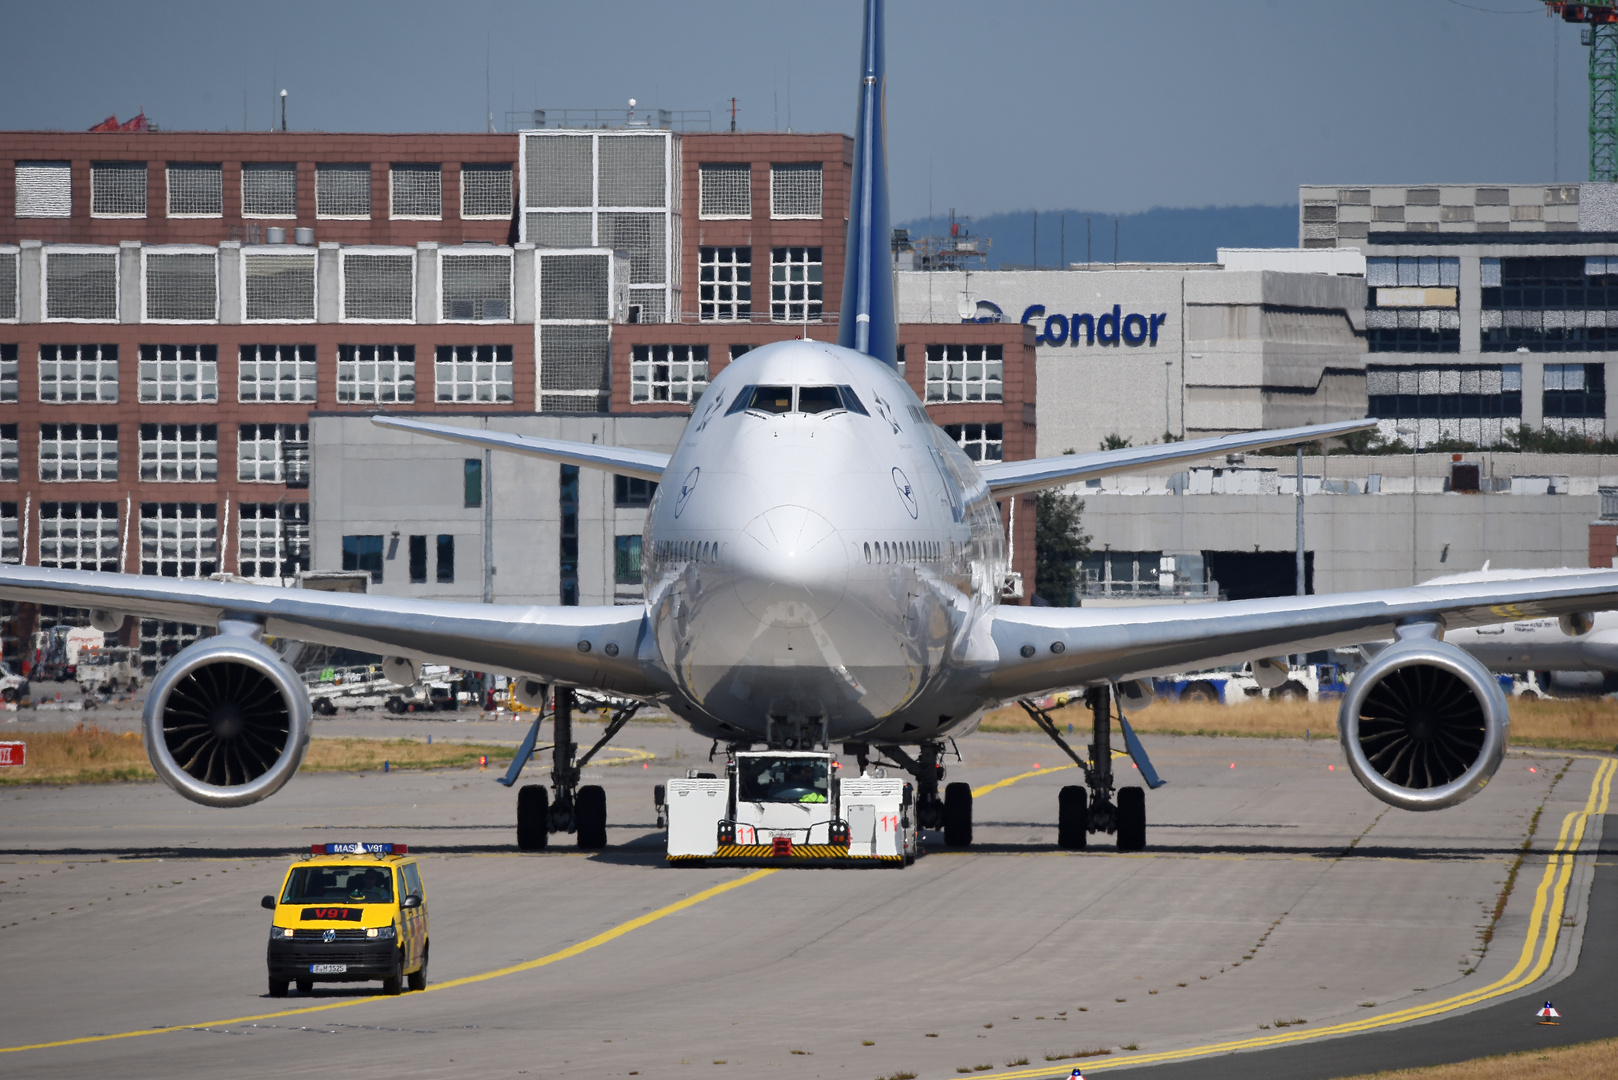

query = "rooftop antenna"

[486,32,493,134]
[280,89,287,132]
[730,97,737,132]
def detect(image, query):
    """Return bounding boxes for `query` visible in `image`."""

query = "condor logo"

[301,907,363,922]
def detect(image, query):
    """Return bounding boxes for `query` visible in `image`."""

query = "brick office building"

[0,125,1036,668]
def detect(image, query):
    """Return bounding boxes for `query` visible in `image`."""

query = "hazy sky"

[0,1,1589,219]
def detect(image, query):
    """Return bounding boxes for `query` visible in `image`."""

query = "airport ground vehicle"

[0,661,28,703]
[74,646,141,696]
[262,842,428,997]
[663,750,917,866]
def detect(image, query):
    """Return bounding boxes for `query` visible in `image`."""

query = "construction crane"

[1547,3,1618,181]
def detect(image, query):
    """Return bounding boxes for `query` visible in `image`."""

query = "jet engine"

[1337,636,1509,811]
[142,634,312,808]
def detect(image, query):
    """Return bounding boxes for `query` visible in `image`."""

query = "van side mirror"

[401,894,422,910]
[261,896,276,910]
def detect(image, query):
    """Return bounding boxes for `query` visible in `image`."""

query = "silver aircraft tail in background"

[4,0,1618,857]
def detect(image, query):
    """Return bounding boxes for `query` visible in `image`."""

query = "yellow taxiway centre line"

[949,756,1618,1080]
[0,868,777,1055]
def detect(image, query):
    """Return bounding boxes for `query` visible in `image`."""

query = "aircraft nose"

[732,505,848,628]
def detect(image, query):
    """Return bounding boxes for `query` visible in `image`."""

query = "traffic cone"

[1536,1000,1560,1025]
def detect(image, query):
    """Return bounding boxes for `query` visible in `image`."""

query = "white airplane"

[4,0,1618,855]
[1429,567,1618,694]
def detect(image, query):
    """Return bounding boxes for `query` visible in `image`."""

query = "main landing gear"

[514,686,639,851]
[1020,685,1147,852]
[845,739,976,848]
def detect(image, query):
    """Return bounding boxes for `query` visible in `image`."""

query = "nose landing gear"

[848,739,973,846]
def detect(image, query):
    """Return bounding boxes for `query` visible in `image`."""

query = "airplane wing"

[984,571,1618,700]
[371,415,669,482]
[0,566,672,698]
[976,419,1377,497]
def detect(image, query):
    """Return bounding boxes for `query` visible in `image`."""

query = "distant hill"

[893,205,1299,268]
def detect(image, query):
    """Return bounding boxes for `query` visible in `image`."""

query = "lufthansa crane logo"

[892,467,918,519]
[674,467,701,518]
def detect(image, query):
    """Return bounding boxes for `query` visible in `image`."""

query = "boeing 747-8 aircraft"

[5,0,1618,856]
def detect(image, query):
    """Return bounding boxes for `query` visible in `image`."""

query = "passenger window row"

[655,539,722,564]
[864,539,941,565]
[726,384,869,417]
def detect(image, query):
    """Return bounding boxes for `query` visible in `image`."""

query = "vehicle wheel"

[1117,786,1146,852]
[1274,681,1308,701]
[407,942,429,991]
[386,696,406,714]
[1,688,13,703]
[516,784,549,851]
[268,978,288,998]
[383,973,402,996]
[315,697,336,716]
[1058,785,1088,850]
[296,979,313,994]
[576,784,608,849]
[943,781,973,847]
[1182,681,1218,704]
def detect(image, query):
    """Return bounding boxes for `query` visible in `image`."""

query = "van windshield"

[737,756,830,803]
[280,864,395,905]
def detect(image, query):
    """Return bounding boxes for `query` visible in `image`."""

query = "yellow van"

[262,842,428,997]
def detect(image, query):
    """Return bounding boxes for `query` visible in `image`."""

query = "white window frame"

[338,247,416,323]
[0,423,17,482]
[41,246,120,323]
[139,423,218,483]
[697,246,752,322]
[237,502,309,581]
[945,422,1004,463]
[434,344,514,404]
[336,344,417,403]
[438,247,514,324]
[139,502,219,579]
[15,162,71,219]
[138,344,218,403]
[238,345,317,403]
[924,344,1005,403]
[39,422,119,482]
[459,164,514,220]
[769,246,823,323]
[140,246,219,324]
[165,163,223,218]
[38,501,121,572]
[0,246,19,323]
[90,161,148,218]
[630,344,709,404]
[237,423,308,483]
[698,163,751,220]
[315,164,373,220]
[39,345,119,403]
[240,162,298,219]
[241,248,318,324]
[389,164,443,221]
[769,163,823,220]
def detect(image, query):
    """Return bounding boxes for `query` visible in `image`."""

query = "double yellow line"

[956,756,1618,1080]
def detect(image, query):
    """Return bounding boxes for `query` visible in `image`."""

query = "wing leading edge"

[977,419,1377,497]
[987,571,1618,700]
[371,415,668,482]
[0,566,672,698]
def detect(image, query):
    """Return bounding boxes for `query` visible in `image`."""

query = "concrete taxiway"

[0,716,1611,1080]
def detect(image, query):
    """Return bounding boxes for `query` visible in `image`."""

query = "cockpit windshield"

[736,756,831,804]
[797,386,843,414]
[749,386,794,414]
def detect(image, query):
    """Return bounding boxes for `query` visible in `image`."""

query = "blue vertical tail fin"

[837,0,897,368]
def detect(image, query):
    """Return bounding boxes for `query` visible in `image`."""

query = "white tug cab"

[664,750,917,866]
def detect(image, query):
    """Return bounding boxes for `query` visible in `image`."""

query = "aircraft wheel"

[943,781,973,847]
[1117,786,1146,852]
[576,784,608,849]
[516,784,549,851]
[1058,785,1088,850]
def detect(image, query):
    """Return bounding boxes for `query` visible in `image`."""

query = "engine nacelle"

[142,634,312,808]
[1338,637,1509,811]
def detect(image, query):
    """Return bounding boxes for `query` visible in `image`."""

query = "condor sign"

[1020,304,1169,347]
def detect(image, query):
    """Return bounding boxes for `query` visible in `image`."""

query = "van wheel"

[315,697,336,716]
[1181,681,1219,703]
[1,688,13,703]
[943,782,973,847]
[576,785,608,849]
[1274,681,1308,701]
[408,942,429,991]
[268,978,288,998]
[1058,785,1088,850]
[296,979,312,994]
[1117,786,1146,851]
[382,966,403,996]
[386,696,406,714]
[516,784,549,850]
